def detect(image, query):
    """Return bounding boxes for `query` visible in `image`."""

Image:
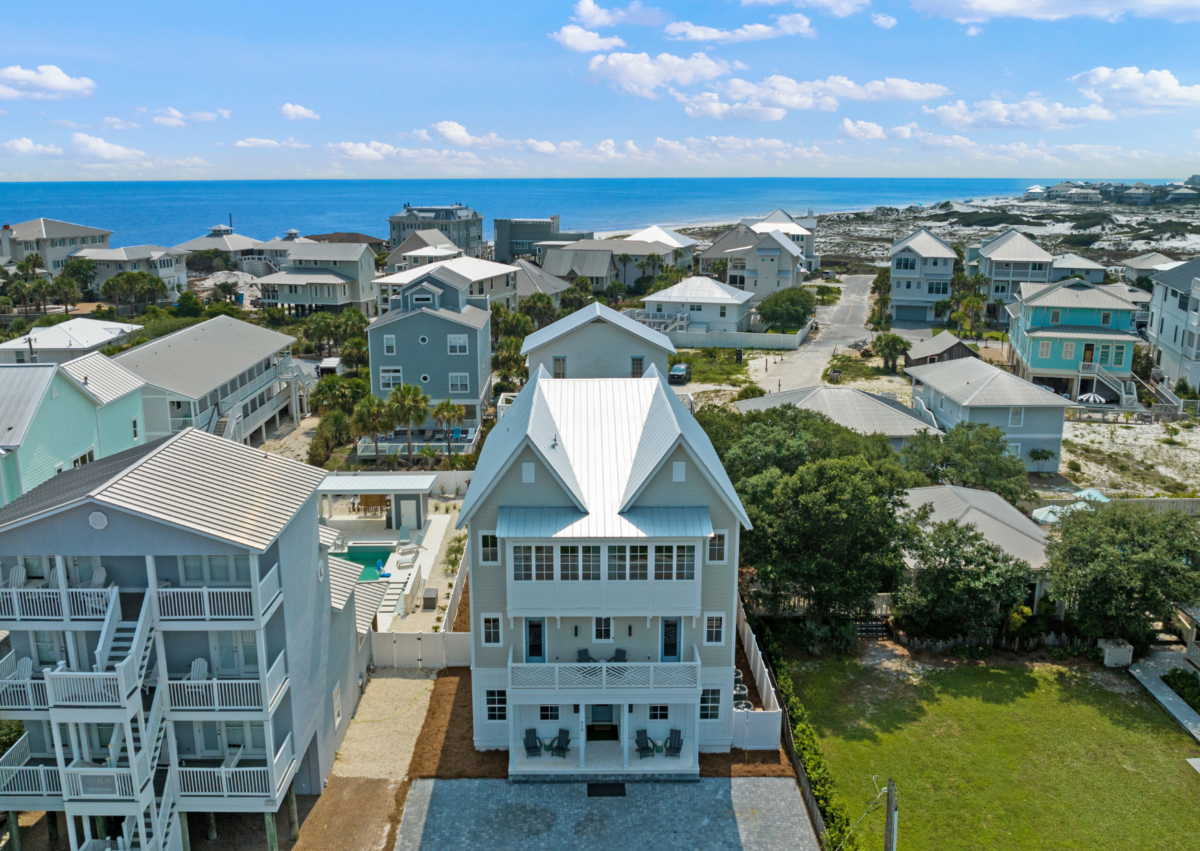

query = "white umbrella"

[1032,501,1092,524]
[1079,392,1107,404]
[1073,488,1110,503]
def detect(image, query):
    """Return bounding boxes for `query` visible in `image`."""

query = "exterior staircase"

[1080,362,1137,408]
[212,414,230,438]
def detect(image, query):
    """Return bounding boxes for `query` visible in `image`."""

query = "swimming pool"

[334,546,395,581]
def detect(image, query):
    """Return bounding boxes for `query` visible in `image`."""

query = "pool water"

[335,548,394,581]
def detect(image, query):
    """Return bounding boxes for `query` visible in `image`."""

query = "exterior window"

[540,706,559,721]
[1113,344,1125,367]
[1062,341,1076,360]
[131,418,139,441]
[553,357,566,379]
[480,534,499,564]
[535,546,553,581]
[1099,344,1111,366]
[1007,443,1021,457]
[513,546,532,581]
[594,617,612,641]
[333,683,342,727]
[560,546,579,581]
[1101,312,1112,327]
[650,706,669,720]
[672,461,686,482]
[380,368,403,390]
[448,334,468,355]
[629,545,648,581]
[581,546,600,581]
[1009,408,1024,427]
[522,462,535,483]
[654,546,674,580]
[1032,263,1044,272]
[895,256,916,271]
[631,357,644,378]
[607,546,626,580]
[482,615,501,645]
[1038,340,1051,359]
[700,689,720,720]
[449,373,470,393]
[676,546,695,580]
[383,335,396,355]
[708,533,726,563]
[719,306,726,318]
[1050,310,1061,324]
[486,689,507,721]
[705,614,724,645]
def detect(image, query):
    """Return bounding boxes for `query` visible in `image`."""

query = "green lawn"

[671,348,751,386]
[823,353,901,382]
[932,325,1010,343]
[794,653,1200,850]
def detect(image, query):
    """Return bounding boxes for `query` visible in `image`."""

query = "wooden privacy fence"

[894,630,1095,655]
[371,631,472,669]
[759,592,893,619]
[763,654,830,848]
[733,596,783,750]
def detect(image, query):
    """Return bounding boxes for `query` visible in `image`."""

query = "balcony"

[0,584,117,625]
[156,562,280,626]
[508,645,702,696]
[167,650,287,713]
[506,576,702,619]
[178,732,293,799]
[0,734,62,800]
[0,651,49,711]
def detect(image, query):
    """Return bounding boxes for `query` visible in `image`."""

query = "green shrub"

[951,644,994,660]
[1163,667,1200,713]
[0,720,23,757]
[1066,460,1082,472]
[734,384,767,401]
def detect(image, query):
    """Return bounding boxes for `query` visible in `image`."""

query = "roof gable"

[520,302,675,356]
[0,365,59,448]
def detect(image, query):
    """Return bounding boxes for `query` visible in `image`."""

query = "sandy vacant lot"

[1057,418,1200,496]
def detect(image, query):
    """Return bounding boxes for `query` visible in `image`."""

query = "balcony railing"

[179,733,292,798]
[0,734,61,797]
[157,563,280,621]
[0,585,116,622]
[167,650,286,712]
[508,645,701,692]
[0,652,49,710]
[63,763,137,800]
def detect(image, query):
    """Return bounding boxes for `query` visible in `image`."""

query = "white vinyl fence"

[444,557,468,634]
[668,320,814,352]
[732,595,783,750]
[371,631,472,669]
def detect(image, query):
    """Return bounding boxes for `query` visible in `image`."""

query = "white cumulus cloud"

[907,0,1200,22]
[720,74,950,114]
[234,137,310,149]
[72,133,144,161]
[589,52,731,98]
[3,137,64,155]
[572,0,666,27]
[526,139,559,153]
[671,90,787,120]
[432,121,520,148]
[740,0,869,16]
[280,103,320,120]
[0,65,95,100]
[839,118,887,140]
[103,117,140,130]
[1071,66,1200,111]
[49,120,89,129]
[965,25,983,34]
[550,25,627,51]
[152,107,228,128]
[871,13,898,27]
[924,97,1114,129]
[665,14,815,43]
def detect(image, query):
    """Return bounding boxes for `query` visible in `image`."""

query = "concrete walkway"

[1129,650,1200,745]
[397,778,820,851]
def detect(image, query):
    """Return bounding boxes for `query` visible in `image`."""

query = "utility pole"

[883,779,898,851]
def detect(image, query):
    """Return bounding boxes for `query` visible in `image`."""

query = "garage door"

[894,305,927,321]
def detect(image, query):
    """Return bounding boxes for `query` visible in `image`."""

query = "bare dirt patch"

[260,415,320,463]
[698,746,795,778]
[408,667,508,779]
[292,775,396,851]
[331,668,438,781]
[451,573,470,633]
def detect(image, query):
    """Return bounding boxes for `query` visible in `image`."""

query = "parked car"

[668,363,692,385]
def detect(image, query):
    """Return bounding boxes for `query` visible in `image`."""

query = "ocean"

[0,177,1173,248]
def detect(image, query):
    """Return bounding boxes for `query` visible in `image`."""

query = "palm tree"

[519,292,557,329]
[710,258,728,282]
[418,444,441,470]
[951,309,970,335]
[141,274,168,308]
[352,394,398,464]
[432,398,467,457]
[310,374,349,415]
[388,382,431,468]
[635,258,649,282]
[616,253,633,286]
[305,311,340,357]
[875,291,891,325]
[7,278,30,316]
[339,306,369,342]
[672,247,684,269]
[647,253,662,278]
[492,336,526,385]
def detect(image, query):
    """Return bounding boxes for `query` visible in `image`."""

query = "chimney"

[1,224,11,259]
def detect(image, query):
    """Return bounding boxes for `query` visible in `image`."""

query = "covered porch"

[316,472,436,536]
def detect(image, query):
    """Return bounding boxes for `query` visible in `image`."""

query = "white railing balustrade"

[45,670,123,707]
[0,588,63,620]
[0,652,13,680]
[271,733,293,794]
[508,658,701,691]
[0,737,62,796]
[259,563,281,609]
[169,678,262,711]
[179,766,270,797]
[264,650,287,705]
[63,765,136,800]
[67,587,117,620]
[0,677,49,711]
[158,586,253,620]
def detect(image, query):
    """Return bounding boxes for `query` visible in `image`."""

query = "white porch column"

[508,710,516,771]
[622,705,629,769]
[694,700,702,753]
[249,554,262,621]
[578,709,585,769]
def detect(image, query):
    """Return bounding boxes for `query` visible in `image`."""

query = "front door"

[1083,343,1095,363]
[587,705,618,741]
[525,618,545,664]
[661,618,681,662]
[211,631,260,677]
[399,498,418,530]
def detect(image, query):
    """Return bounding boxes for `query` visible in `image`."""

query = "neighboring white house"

[739,208,821,273]
[71,244,190,295]
[626,225,697,254]
[735,385,939,451]
[888,228,957,322]
[256,242,380,317]
[1123,252,1174,282]
[0,318,143,365]
[1066,188,1102,204]
[1122,187,1153,205]
[1051,253,1106,284]
[642,277,755,332]
[456,364,753,777]
[1145,257,1200,387]
[521,302,675,380]
[966,229,1054,324]
[1023,186,1046,200]
[241,229,316,277]
[374,256,519,314]
[382,229,463,274]
[906,357,1079,472]
[1,219,112,278]
[1046,182,1079,199]
[174,224,263,272]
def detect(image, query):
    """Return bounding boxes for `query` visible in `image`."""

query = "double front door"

[211,630,260,677]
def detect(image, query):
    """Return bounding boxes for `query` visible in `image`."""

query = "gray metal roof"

[376,257,516,290]
[496,506,712,539]
[1052,253,1104,271]
[906,358,1081,408]
[1024,325,1141,341]
[10,218,111,240]
[891,228,957,259]
[734,386,938,439]
[61,352,146,406]
[906,332,970,363]
[978,229,1053,263]
[458,365,750,534]
[354,580,389,634]
[1124,252,1174,270]
[174,227,262,253]
[652,277,754,305]
[556,239,675,256]
[514,259,570,299]
[113,316,295,399]
[541,248,616,280]
[318,473,437,494]
[286,243,372,262]
[71,245,187,262]
[0,429,326,551]
[0,365,57,449]
[1151,257,1200,292]
[700,225,758,261]
[318,525,342,549]
[626,226,697,250]
[1018,279,1135,310]
[328,557,361,610]
[905,485,1047,568]
[521,302,675,357]
[0,318,142,353]
[370,303,490,332]
[256,269,352,286]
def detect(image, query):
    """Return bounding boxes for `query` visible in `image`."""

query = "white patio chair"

[6,565,26,589]
[12,658,32,680]
[221,747,243,769]
[89,566,108,588]
[183,657,211,706]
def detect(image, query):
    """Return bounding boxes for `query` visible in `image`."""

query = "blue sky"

[2,0,1200,180]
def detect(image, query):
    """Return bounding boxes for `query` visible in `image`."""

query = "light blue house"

[1007,278,1140,406]
[906,357,1079,472]
[0,356,146,506]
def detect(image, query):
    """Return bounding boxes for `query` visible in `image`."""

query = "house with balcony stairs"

[113,316,312,445]
[0,429,379,851]
[457,364,752,778]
